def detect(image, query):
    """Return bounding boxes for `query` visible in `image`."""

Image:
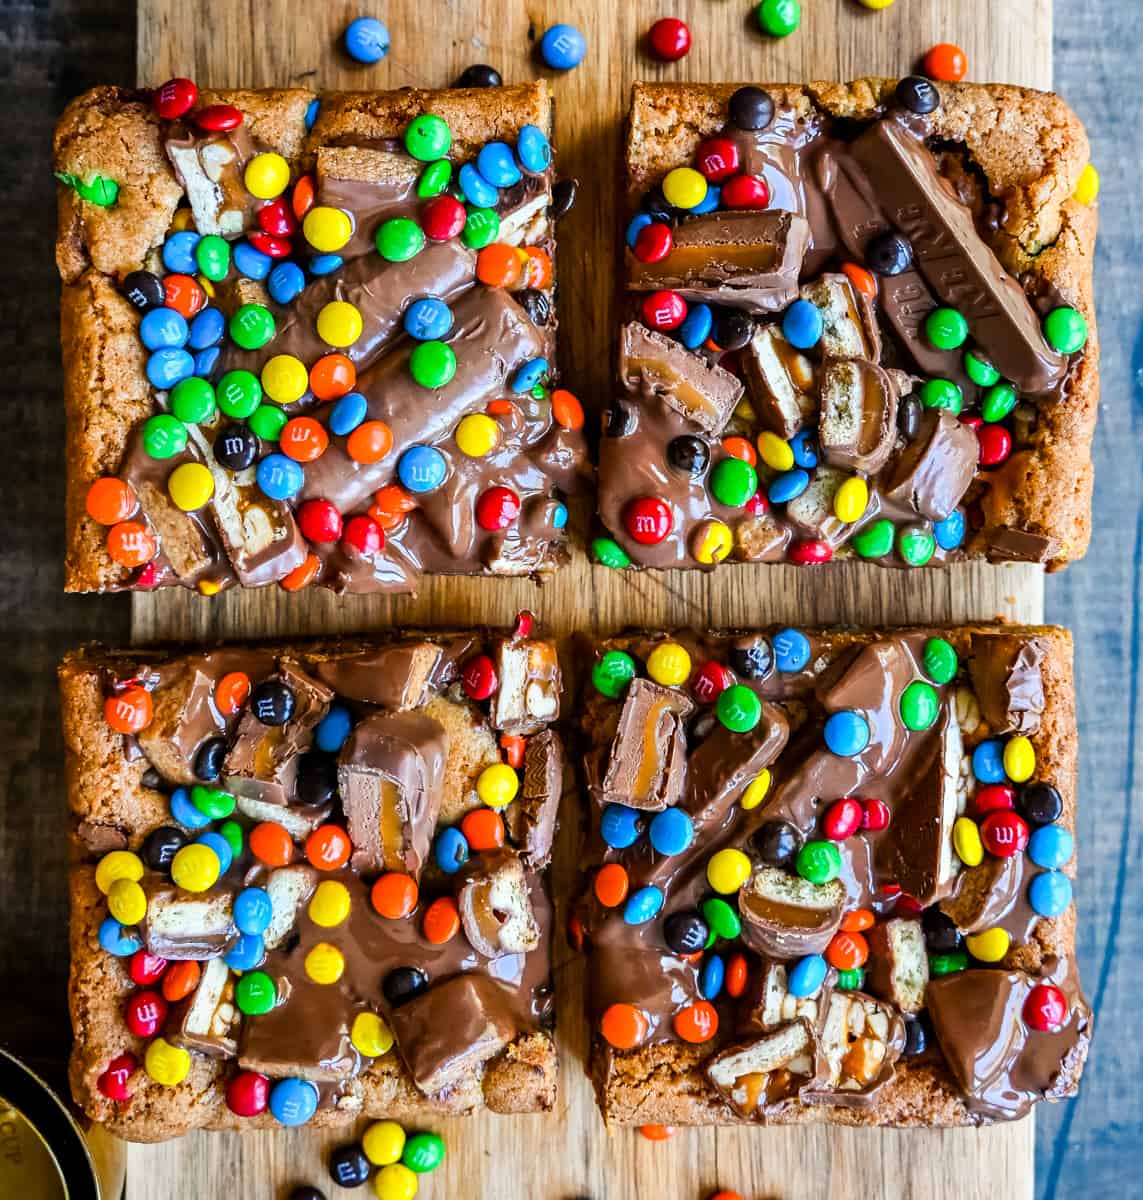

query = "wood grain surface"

[128,1,1051,1196]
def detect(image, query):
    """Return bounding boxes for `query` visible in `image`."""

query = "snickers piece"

[136,662,227,785]
[739,867,847,959]
[165,129,252,238]
[504,729,564,869]
[490,638,561,735]
[817,358,898,476]
[800,274,880,362]
[627,210,810,313]
[597,679,694,811]
[337,711,448,878]
[619,321,743,436]
[262,865,318,950]
[705,1022,822,1120]
[865,918,929,1014]
[141,884,236,960]
[387,973,520,1097]
[739,959,830,1035]
[223,661,333,807]
[875,708,962,906]
[881,407,978,522]
[968,633,1047,736]
[733,511,792,562]
[803,992,905,1105]
[850,120,1067,396]
[740,324,816,440]
[171,957,238,1059]
[458,851,541,959]
[314,641,455,710]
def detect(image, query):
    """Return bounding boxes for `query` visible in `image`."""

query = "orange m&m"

[601,1003,649,1050]
[346,420,393,464]
[214,671,251,717]
[306,824,352,870]
[593,863,630,908]
[826,930,869,971]
[371,872,419,919]
[280,417,328,462]
[104,686,152,734]
[86,477,136,525]
[250,821,293,867]
[309,353,356,401]
[422,896,460,945]
[106,521,156,568]
[460,808,505,852]
[281,553,321,592]
[674,1000,718,1043]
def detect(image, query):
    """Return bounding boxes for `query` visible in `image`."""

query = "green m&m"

[195,234,231,281]
[981,382,1018,423]
[756,0,800,37]
[229,304,275,350]
[235,971,276,1015]
[835,967,865,991]
[416,159,452,198]
[963,349,1000,387]
[249,404,288,441]
[190,784,236,820]
[929,949,968,976]
[1042,306,1088,354]
[409,340,456,388]
[919,378,962,414]
[592,536,631,569]
[170,377,216,424]
[57,171,119,206]
[716,684,762,732]
[592,650,636,698]
[462,207,500,250]
[922,637,958,685]
[405,114,452,161]
[376,217,425,262]
[795,839,841,885]
[402,1131,446,1174]
[217,370,262,419]
[218,820,244,861]
[701,896,742,941]
[142,413,188,459]
[924,307,968,350]
[710,458,758,508]
[900,680,940,731]
[897,523,935,567]
[852,517,895,560]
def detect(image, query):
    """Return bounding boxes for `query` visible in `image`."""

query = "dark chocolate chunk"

[214,423,258,472]
[551,177,578,220]
[121,269,165,312]
[296,752,338,807]
[729,636,773,680]
[712,308,754,352]
[517,287,551,326]
[194,736,227,782]
[728,85,775,131]
[667,435,710,476]
[455,63,502,87]
[250,680,295,726]
[922,907,961,954]
[383,966,429,1007]
[865,230,913,276]
[896,75,940,114]
[1019,782,1063,826]
[986,527,1059,563]
[142,825,187,873]
[753,820,801,866]
[664,910,709,955]
[328,1145,371,1188]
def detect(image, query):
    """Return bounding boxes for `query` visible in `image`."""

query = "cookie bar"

[55,80,586,594]
[61,620,562,1141]
[595,80,1098,573]
[574,625,1090,1126]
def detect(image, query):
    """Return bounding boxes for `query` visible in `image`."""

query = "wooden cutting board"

[129,1,1051,1196]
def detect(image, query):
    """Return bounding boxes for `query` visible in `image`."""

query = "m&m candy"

[344,16,390,63]
[540,23,586,70]
[269,1077,319,1126]
[647,17,691,61]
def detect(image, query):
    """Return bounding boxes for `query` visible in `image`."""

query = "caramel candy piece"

[968,633,1046,735]
[597,679,694,811]
[134,478,216,580]
[785,465,849,544]
[740,324,816,440]
[817,358,898,475]
[864,918,929,1014]
[619,321,743,436]
[627,210,810,313]
[739,867,847,959]
[881,407,978,522]
[734,511,792,562]
[505,729,564,869]
[705,1021,822,1120]
[490,638,561,735]
[337,711,448,879]
[800,274,880,361]
[804,991,905,1106]
[171,957,238,1059]
[458,851,541,959]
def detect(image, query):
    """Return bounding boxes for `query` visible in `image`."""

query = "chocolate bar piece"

[171,957,239,1059]
[968,633,1047,735]
[597,679,694,811]
[628,210,810,313]
[141,884,236,961]
[505,729,564,869]
[490,637,562,735]
[315,640,460,710]
[881,408,978,522]
[739,866,847,958]
[338,711,448,878]
[800,274,881,362]
[817,358,899,475]
[620,321,743,436]
[740,325,816,440]
[803,992,905,1106]
[458,851,541,959]
[864,918,929,1014]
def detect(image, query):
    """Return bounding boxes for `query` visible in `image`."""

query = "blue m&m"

[934,508,966,551]
[1028,825,1074,869]
[257,454,305,500]
[305,98,321,130]
[170,786,211,830]
[140,307,188,350]
[691,184,720,214]
[404,297,453,342]
[477,142,521,188]
[194,347,220,377]
[623,885,664,925]
[434,827,470,874]
[540,23,586,70]
[1029,870,1073,917]
[397,445,447,493]
[344,16,390,64]
[234,887,273,936]
[768,468,810,504]
[329,391,368,437]
[679,303,713,350]
[516,125,552,173]
[972,739,1006,784]
[774,628,811,673]
[315,704,354,752]
[600,803,641,849]
[512,357,548,392]
[790,428,818,468]
[649,807,695,856]
[625,213,653,249]
[147,348,195,389]
[269,1077,319,1126]
[196,831,233,874]
[188,307,225,350]
[824,710,870,757]
[233,240,272,280]
[162,231,200,274]
[98,917,142,956]
[788,954,828,998]
[458,163,499,209]
[699,954,725,1001]
[225,932,266,971]
[268,261,306,305]
[309,254,343,276]
[782,299,824,349]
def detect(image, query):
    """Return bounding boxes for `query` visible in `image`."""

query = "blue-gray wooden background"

[0,3,1137,1195]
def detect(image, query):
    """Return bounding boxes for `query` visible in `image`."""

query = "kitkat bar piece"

[575,624,1089,1126]
[597,80,1097,574]
[56,81,586,596]
[60,623,561,1141]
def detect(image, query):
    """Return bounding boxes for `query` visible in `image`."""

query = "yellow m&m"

[107,878,147,926]
[145,1037,191,1087]
[757,430,795,471]
[316,301,364,348]
[362,1119,406,1166]
[953,816,984,867]
[309,879,351,928]
[303,205,353,253]
[95,850,143,895]
[244,152,290,199]
[740,770,772,810]
[707,848,751,894]
[834,476,869,524]
[171,843,220,893]
[373,1163,418,1200]
[455,413,499,457]
[1003,736,1036,783]
[1074,163,1100,205]
[661,166,708,210]
[965,927,1010,963]
[477,763,519,808]
[305,942,345,985]
[352,1012,395,1060]
[261,354,309,405]
[167,462,214,512]
[691,519,733,565]
[646,642,692,687]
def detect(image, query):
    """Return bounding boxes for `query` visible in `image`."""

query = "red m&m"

[341,514,384,556]
[97,1052,138,1101]
[641,290,687,331]
[822,797,863,840]
[257,199,297,237]
[125,990,168,1038]
[1023,983,1067,1032]
[633,222,673,263]
[788,539,832,565]
[647,17,691,61]
[977,424,1012,467]
[624,496,672,544]
[691,660,730,704]
[861,798,891,831]
[980,810,1029,857]
[226,1070,270,1117]
[247,231,291,258]
[721,174,770,209]
[462,654,498,701]
[694,137,741,182]
[476,486,521,531]
[194,103,243,132]
[129,950,169,986]
[297,499,343,543]
[974,783,1016,815]
[422,195,467,241]
[153,78,197,120]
